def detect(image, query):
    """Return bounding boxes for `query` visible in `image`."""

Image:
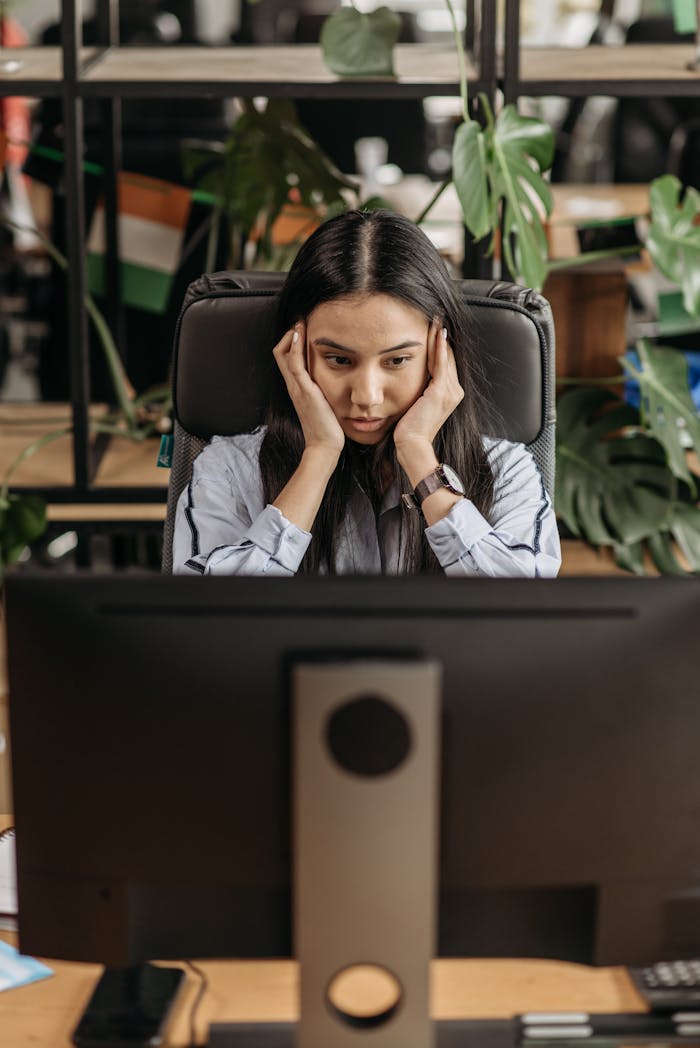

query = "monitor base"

[208,1019,515,1047]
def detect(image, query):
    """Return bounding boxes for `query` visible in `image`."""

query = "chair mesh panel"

[529,425,555,503]
[161,420,206,575]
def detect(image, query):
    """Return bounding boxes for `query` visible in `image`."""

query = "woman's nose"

[350,370,384,409]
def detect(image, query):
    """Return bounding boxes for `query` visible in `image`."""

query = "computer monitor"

[5,574,700,976]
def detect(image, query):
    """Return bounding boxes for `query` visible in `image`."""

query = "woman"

[173,209,560,577]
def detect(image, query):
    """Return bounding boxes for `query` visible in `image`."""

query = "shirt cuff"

[244,504,312,573]
[425,498,492,567]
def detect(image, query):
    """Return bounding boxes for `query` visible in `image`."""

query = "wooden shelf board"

[79,44,472,97]
[0,404,168,492]
[0,46,62,82]
[0,46,61,94]
[46,503,165,523]
[516,44,700,95]
[0,47,100,93]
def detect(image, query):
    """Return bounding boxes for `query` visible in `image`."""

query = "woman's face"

[306,292,431,445]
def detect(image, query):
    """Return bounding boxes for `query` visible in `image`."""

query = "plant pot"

[543,260,629,379]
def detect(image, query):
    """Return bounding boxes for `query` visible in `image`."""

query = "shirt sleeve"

[424,442,561,578]
[172,437,312,577]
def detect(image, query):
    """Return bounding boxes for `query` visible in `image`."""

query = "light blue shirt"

[173,428,561,578]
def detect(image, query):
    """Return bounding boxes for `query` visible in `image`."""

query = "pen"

[517,1010,700,1042]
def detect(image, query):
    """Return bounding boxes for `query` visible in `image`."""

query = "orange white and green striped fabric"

[87,172,192,314]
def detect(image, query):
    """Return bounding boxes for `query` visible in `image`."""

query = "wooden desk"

[0,949,646,1047]
[0,807,650,1045]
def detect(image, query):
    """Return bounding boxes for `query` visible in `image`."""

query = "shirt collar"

[378,478,402,516]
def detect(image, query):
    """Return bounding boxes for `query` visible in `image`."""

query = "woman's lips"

[347,417,387,432]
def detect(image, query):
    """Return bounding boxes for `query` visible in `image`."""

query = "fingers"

[428,320,449,378]
[273,320,305,361]
[430,322,464,409]
[273,320,311,389]
[428,319,454,376]
[272,322,296,356]
[287,319,308,376]
[427,318,440,377]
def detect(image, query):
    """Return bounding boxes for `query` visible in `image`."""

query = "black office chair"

[161,272,556,573]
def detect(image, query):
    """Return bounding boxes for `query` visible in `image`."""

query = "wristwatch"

[402,464,465,510]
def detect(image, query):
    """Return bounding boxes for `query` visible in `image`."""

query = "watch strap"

[414,469,448,506]
[402,465,463,510]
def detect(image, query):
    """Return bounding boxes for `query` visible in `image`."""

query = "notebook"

[0,827,17,921]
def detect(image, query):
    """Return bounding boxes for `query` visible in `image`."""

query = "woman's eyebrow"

[313,338,422,355]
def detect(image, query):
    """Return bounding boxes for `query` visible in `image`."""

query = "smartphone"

[72,963,185,1048]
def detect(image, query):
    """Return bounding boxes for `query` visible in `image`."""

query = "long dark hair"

[260,209,495,573]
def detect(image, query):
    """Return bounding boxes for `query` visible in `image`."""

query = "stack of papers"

[0,827,17,927]
[0,828,53,991]
[0,940,52,992]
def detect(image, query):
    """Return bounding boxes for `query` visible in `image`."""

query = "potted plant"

[181,98,388,274]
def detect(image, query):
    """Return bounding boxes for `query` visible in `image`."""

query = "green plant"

[556,347,700,575]
[644,175,700,318]
[316,4,700,305]
[553,175,700,573]
[0,487,48,582]
[321,5,401,77]
[319,0,557,290]
[182,99,362,272]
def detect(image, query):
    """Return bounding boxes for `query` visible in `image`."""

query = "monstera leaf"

[607,506,700,575]
[183,100,353,266]
[452,120,490,240]
[0,493,47,583]
[452,99,554,289]
[556,386,700,574]
[556,388,671,545]
[320,7,401,77]
[646,175,700,318]
[622,339,700,491]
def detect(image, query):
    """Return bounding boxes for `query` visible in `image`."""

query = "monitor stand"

[208,1018,516,1047]
[211,659,447,1048]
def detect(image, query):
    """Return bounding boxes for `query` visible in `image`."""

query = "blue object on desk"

[0,939,53,992]
[624,349,700,411]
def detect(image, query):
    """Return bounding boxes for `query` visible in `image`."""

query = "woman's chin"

[346,431,384,446]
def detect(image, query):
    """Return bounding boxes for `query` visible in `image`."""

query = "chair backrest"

[162,272,556,573]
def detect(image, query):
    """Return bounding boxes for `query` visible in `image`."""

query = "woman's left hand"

[393,321,464,451]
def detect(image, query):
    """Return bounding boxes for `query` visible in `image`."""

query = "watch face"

[441,464,465,495]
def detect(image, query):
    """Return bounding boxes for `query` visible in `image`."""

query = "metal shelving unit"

[502,0,699,102]
[0,0,497,507]
[2,1,697,510]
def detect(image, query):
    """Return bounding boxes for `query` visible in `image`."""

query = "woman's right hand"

[272,320,346,458]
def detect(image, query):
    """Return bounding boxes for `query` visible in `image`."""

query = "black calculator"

[629,960,700,1011]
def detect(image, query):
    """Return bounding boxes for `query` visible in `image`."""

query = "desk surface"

[0,810,647,1046]
[0,812,647,1045]
[0,950,646,1047]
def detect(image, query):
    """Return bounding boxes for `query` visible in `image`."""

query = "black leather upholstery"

[163,271,556,572]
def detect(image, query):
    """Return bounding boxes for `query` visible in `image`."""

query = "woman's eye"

[324,355,351,368]
[387,356,410,368]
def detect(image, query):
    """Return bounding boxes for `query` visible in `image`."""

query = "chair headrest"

[173,272,552,445]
